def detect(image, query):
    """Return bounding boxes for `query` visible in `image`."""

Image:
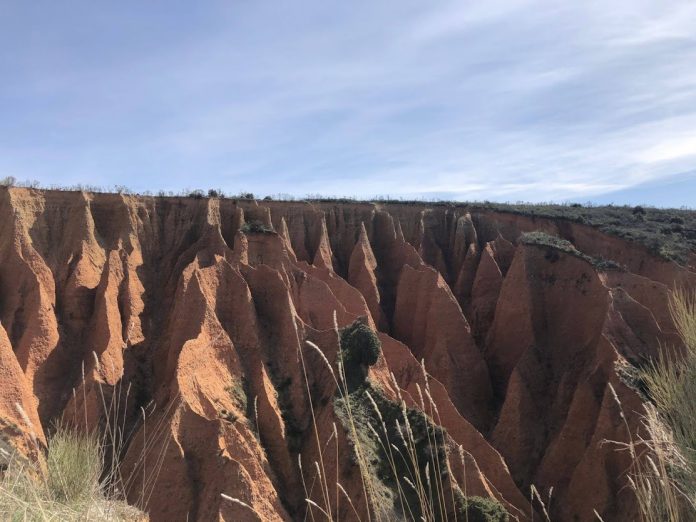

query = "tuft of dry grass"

[45,427,103,505]
[0,356,170,521]
[625,288,696,521]
[0,424,144,521]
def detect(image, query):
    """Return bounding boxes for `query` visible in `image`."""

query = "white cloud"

[406,0,536,44]
[638,136,696,163]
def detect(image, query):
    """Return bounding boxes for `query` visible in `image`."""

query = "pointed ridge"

[312,216,335,270]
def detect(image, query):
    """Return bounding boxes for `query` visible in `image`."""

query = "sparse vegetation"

[469,201,695,265]
[0,425,143,521]
[241,220,275,234]
[267,367,303,452]
[300,316,509,521]
[520,231,585,255]
[334,382,455,520]
[453,491,509,522]
[226,378,249,413]
[520,231,623,270]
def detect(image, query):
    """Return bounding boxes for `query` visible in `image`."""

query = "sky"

[1,1,696,206]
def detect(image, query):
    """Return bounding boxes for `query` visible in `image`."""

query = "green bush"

[339,320,381,390]
[454,493,509,522]
[340,320,381,367]
[241,220,274,234]
[333,383,449,520]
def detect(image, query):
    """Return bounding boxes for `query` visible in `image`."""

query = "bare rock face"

[0,187,694,521]
[348,223,387,329]
[470,243,503,341]
[0,323,45,462]
[393,264,492,430]
[488,244,614,514]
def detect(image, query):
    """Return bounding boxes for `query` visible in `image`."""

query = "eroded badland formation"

[1,187,695,521]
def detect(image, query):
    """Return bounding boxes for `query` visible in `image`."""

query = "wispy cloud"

[0,0,695,205]
[639,135,696,163]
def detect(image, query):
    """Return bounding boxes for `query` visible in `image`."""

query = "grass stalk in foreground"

[625,288,696,521]
[0,423,141,521]
[0,356,171,521]
[300,314,509,522]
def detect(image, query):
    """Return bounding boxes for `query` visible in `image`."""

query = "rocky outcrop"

[487,244,618,516]
[0,323,45,463]
[0,187,694,521]
[470,244,503,341]
[348,223,386,329]
[393,264,492,430]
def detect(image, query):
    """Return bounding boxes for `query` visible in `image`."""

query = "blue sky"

[1,1,696,206]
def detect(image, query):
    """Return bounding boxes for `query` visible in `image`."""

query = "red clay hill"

[0,187,694,521]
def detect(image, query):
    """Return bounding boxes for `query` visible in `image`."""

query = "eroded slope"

[1,188,694,521]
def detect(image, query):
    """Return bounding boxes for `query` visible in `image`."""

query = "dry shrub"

[628,289,696,521]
